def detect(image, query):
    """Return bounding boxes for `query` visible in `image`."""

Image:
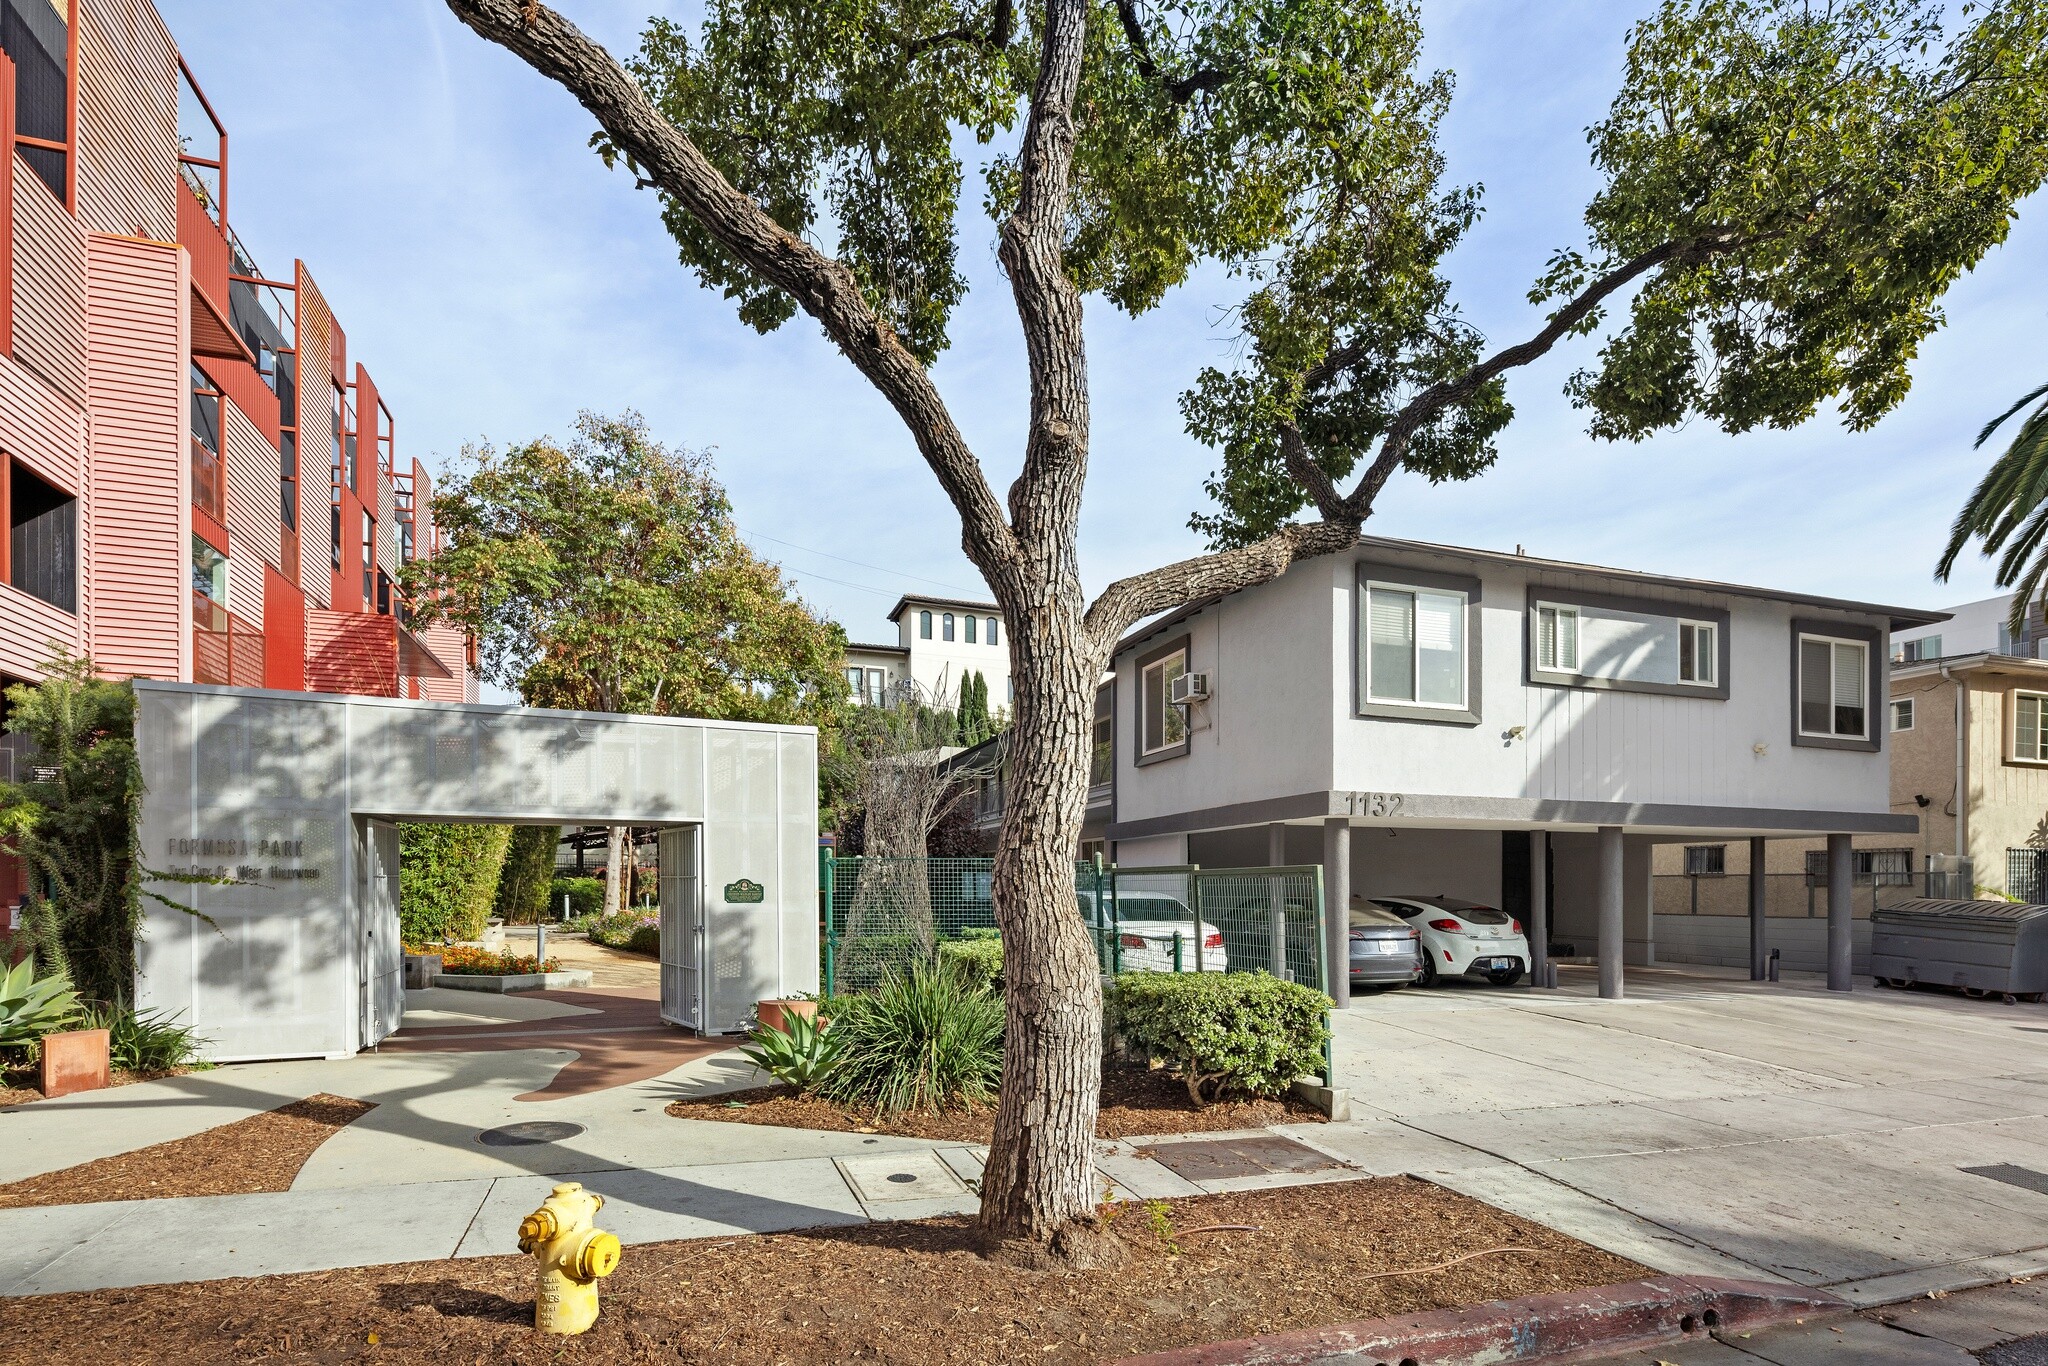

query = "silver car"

[1349,898,1421,988]
[1077,891,1230,973]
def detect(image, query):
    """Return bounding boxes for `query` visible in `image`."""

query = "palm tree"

[1939,383,2048,628]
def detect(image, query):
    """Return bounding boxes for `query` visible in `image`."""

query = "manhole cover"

[477,1121,586,1147]
[836,1151,969,1204]
[887,1172,918,1183]
[1147,1136,1344,1183]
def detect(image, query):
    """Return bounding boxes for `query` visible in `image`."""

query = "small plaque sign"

[723,878,766,904]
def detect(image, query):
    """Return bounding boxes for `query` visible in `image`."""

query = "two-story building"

[1098,537,1939,1002]
[844,594,1012,711]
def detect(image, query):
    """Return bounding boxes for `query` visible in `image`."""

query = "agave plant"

[0,958,84,1052]
[814,962,1004,1116]
[739,1009,846,1091]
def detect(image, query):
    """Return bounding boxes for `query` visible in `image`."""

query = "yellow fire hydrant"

[517,1181,622,1335]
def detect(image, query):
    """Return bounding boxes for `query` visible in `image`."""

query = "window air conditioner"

[1170,672,1210,705]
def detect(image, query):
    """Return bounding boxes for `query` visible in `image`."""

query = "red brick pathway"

[382,986,731,1101]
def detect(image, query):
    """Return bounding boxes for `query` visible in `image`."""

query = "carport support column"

[1597,825,1624,999]
[1268,823,1289,979]
[1323,817,1351,1009]
[1827,833,1853,992]
[1529,834,1550,988]
[1749,837,1769,981]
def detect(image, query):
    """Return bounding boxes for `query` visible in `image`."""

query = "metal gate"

[357,817,404,1049]
[658,825,703,1029]
[821,856,1325,995]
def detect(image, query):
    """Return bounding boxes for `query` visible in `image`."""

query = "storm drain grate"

[1960,1164,2048,1197]
[1144,1135,1344,1183]
[477,1121,587,1147]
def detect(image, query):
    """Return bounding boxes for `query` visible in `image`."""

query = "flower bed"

[431,945,560,976]
[583,912,660,957]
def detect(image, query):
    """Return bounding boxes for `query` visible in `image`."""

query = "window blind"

[1368,589,1416,703]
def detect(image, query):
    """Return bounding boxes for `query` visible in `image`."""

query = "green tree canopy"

[402,410,849,728]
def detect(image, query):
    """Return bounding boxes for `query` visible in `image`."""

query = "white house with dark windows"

[1103,536,1942,1003]
[842,595,1012,711]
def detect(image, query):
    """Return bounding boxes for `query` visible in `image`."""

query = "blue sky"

[161,0,2047,652]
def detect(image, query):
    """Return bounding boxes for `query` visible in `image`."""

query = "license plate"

[1373,941,1406,955]
[1482,956,1511,969]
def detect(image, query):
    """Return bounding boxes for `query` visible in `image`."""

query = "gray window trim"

[1354,562,1482,727]
[1133,635,1192,766]
[1789,618,1883,753]
[1523,585,1732,700]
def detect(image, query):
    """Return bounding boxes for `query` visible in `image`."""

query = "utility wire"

[736,523,985,597]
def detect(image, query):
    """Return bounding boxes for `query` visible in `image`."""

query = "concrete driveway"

[1320,964,2048,1305]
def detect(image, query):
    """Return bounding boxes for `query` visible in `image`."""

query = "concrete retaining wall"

[1653,913,1872,977]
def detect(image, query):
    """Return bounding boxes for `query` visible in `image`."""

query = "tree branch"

[441,0,1018,575]
[1335,230,1745,513]
[1084,517,1361,649]
[1113,1,1227,103]
[904,0,1014,58]
[999,0,1092,563]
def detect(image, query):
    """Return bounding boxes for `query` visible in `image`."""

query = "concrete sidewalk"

[0,1126,1372,1295]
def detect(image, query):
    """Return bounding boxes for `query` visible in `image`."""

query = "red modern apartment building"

[0,0,476,896]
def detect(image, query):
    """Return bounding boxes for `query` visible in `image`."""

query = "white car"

[1370,895,1528,987]
[1076,891,1230,974]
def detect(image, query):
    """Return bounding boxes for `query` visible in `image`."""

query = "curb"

[429,970,595,993]
[1118,1275,1849,1366]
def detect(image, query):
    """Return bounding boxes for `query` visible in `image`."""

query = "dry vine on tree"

[439,0,2048,1264]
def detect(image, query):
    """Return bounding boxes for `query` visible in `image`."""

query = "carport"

[132,681,816,1062]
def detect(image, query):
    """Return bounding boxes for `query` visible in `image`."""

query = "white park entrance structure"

[132,681,818,1061]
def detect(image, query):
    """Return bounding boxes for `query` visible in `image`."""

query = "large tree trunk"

[975,607,1119,1267]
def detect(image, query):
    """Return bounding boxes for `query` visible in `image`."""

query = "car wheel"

[1419,954,1439,987]
[1485,966,1523,988]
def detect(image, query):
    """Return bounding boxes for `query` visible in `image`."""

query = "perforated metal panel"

[659,826,702,1029]
[134,683,816,1060]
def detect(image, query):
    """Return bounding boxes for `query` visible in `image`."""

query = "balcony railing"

[279,521,300,587]
[193,591,263,687]
[192,437,225,524]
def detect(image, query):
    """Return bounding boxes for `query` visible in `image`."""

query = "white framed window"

[1678,620,1717,686]
[1798,634,1869,740]
[1365,582,1467,708]
[1140,647,1189,756]
[845,666,864,700]
[1536,603,1579,672]
[1890,697,1914,732]
[2016,691,2048,763]
[942,612,955,641]
[1683,844,1726,876]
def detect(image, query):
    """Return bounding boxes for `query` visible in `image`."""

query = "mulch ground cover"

[0,1093,375,1208]
[668,1062,1326,1141]
[0,1066,185,1108]
[0,1176,1649,1365]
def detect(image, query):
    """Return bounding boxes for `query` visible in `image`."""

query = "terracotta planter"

[41,1027,110,1099]
[754,998,818,1034]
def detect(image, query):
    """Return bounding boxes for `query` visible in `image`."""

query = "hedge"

[937,936,1002,993]
[398,823,513,944]
[1108,971,1330,1106]
[550,876,606,919]
[494,825,562,923]
[586,911,660,957]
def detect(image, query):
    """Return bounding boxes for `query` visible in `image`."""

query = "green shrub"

[84,1003,206,1072]
[938,935,1002,993]
[0,960,83,1055]
[495,825,562,923]
[399,823,513,943]
[1108,972,1330,1107]
[551,876,606,920]
[740,1011,846,1090]
[585,912,659,956]
[815,962,1004,1115]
